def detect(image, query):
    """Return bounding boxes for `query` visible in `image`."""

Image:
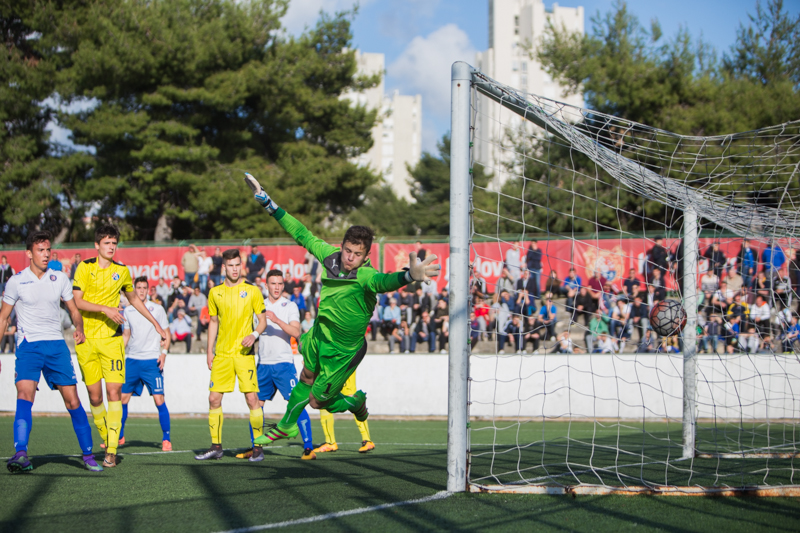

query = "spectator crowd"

[1,238,799,356]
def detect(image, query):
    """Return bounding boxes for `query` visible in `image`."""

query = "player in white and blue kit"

[237,269,315,460]
[0,231,102,473]
[121,276,173,450]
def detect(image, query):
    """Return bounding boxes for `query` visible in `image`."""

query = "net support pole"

[682,206,699,459]
[447,61,472,492]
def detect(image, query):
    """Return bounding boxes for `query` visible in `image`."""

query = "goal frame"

[446,61,798,495]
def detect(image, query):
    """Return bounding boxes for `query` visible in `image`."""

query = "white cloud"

[387,24,477,150]
[281,0,373,35]
[387,24,476,118]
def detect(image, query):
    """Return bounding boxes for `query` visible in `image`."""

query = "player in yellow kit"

[195,248,268,462]
[72,224,167,468]
[314,372,375,454]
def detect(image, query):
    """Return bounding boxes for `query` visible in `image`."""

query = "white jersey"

[3,267,73,344]
[123,300,169,360]
[258,296,299,365]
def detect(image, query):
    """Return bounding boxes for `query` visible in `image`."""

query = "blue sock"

[156,402,170,442]
[298,410,313,449]
[68,406,94,455]
[14,399,33,453]
[120,403,129,440]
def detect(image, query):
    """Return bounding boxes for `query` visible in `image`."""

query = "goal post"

[447,61,472,493]
[447,61,800,495]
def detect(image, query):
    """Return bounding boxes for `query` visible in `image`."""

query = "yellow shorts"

[210,356,259,393]
[75,337,126,386]
[341,372,356,396]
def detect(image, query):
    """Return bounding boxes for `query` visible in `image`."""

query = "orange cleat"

[358,440,375,453]
[312,442,338,454]
[162,440,172,451]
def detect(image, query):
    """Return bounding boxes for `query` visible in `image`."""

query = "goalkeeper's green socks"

[277,381,312,431]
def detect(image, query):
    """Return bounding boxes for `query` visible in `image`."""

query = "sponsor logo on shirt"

[240,290,247,298]
[112,273,120,281]
[20,281,33,285]
[50,275,57,281]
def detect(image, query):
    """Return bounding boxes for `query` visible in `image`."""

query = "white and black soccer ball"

[649,299,687,337]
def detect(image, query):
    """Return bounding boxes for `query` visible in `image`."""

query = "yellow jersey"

[72,258,134,339]
[208,280,266,357]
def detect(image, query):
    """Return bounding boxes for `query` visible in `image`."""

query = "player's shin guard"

[90,403,108,444]
[249,409,264,440]
[157,403,170,442]
[278,381,312,431]
[298,410,313,449]
[120,403,128,440]
[68,406,94,455]
[209,407,223,445]
[106,401,123,454]
[320,409,336,445]
[14,399,33,453]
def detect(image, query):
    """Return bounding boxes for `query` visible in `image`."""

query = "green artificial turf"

[1,416,799,532]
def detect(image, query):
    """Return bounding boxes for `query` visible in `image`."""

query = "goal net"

[447,62,800,495]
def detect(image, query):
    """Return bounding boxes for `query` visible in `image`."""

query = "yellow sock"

[249,408,264,441]
[90,403,108,445]
[209,407,223,445]
[355,418,371,442]
[320,409,336,444]
[106,401,123,454]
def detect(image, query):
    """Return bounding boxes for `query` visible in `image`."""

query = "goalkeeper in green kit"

[245,173,440,447]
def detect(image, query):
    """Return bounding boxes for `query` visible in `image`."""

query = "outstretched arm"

[246,172,337,262]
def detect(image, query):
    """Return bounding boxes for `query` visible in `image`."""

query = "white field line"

[214,491,453,533]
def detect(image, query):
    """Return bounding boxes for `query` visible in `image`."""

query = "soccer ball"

[649,299,687,337]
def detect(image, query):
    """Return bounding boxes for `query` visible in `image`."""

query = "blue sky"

[283,0,800,153]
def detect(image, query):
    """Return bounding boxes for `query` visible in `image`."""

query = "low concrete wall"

[1,353,796,420]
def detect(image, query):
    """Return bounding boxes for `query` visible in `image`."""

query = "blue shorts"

[15,339,77,390]
[122,358,165,397]
[257,362,299,402]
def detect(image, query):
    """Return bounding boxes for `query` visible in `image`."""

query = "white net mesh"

[465,69,800,492]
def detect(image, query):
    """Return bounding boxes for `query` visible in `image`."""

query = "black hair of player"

[95,223,120,243]
[343,225,375,251]
[266,269,284,282]
[134,276,149,287]
[222,248,240,262]
[26,230,52,251]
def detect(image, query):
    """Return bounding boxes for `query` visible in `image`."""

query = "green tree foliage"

[493,0,800,235]
[406,134,494,236]
[347,184,415,237]
[0,1,93,244]
[54,0,378,241]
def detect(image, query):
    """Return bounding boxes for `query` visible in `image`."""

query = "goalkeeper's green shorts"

[299,329,368,403]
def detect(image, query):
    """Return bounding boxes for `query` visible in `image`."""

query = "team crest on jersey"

[112,272,120,281]
[50,275,57,281]
[281,302,287,307]
[209,381,214,388]
[240,290,247,298]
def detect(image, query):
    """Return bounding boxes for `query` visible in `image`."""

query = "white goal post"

[447,61,800,495]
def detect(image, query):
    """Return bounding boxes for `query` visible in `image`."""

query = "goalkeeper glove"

[244,172,279,215]
[404,252,441,285]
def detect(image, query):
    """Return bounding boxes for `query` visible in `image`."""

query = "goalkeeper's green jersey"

[274,208,408,354]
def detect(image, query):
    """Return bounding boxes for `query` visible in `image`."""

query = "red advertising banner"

[383,237,787,294]
[1,237,787,293]
[1,243,380,283]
